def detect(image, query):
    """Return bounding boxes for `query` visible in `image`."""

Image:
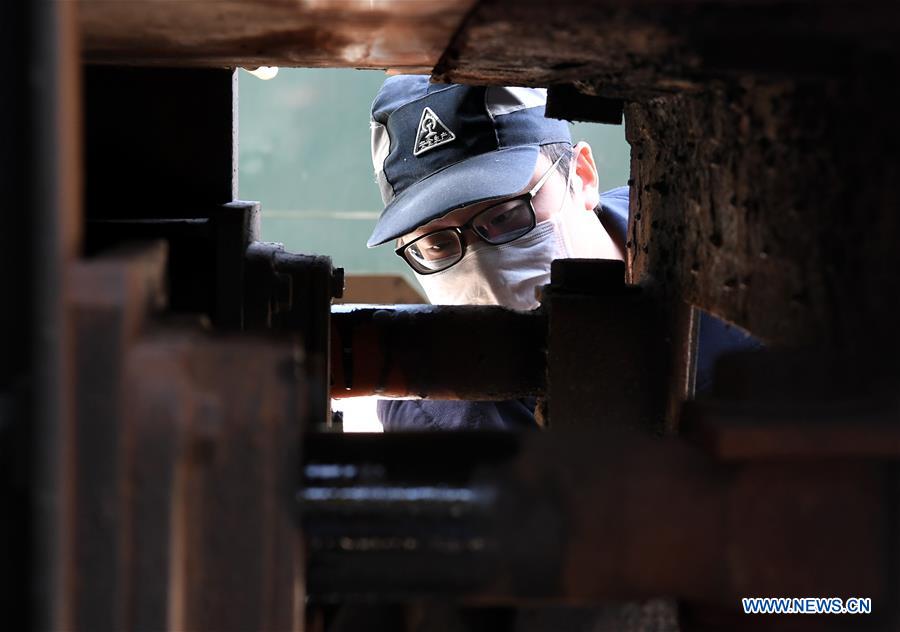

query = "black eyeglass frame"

[394,153,566,275]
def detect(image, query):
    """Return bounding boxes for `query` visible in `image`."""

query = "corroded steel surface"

[434,1,900,95]
[625,76,900,350]
[65,244,308,631]
[301,428,894,614]
[80,0,477,71]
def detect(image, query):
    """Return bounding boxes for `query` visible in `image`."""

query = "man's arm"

[377,399,539,431]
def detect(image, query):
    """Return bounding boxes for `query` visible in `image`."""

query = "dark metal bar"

[1,0,31,626]
[84,202,261,328]
[30,0,82,629]
[300,429,895,612]
[544,259,675,431]
[683,351,900,460]
[330,305,547,400]
[213,201,260,329]
[243,243,341,427]
[685,399,900,460]
[69,243,168,632]
[124,335,306,632]
[546,84,623,124]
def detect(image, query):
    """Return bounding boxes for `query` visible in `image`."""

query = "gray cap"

[368,76,571,247]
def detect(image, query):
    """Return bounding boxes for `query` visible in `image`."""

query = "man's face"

[396,142,623,266]
[397,152,572,251]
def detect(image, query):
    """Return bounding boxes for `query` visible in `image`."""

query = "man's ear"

[572,141,600,211]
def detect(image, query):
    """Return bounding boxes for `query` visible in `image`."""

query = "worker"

[366,76,758,430]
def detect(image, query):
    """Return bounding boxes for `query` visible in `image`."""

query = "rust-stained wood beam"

[66,243,307,631]
[434,0,900,96]
[303,429,896,613]
[624,75,900,352]
[435,0,900,351]
[80,0,477,71]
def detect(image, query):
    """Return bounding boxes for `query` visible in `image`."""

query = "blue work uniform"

[377,187,761,431]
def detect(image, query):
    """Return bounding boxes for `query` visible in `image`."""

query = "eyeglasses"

[395,154,566,275]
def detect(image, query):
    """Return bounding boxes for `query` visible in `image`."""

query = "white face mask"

[416,204,612,310]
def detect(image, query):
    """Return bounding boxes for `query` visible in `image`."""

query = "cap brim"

[367,145,541,247]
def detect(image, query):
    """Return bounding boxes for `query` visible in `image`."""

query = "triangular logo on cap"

[413,106,456,156]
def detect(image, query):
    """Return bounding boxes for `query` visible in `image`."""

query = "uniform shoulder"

[598,186,630,223]
[600,185,630,203]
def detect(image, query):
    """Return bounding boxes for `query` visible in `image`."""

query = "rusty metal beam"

[331,304,546,400]
[67,242,167,631]
[244,242,342,427]
[64,243,308,631]
[685,400,900,461]
[543,259,680,432]
[625,76,900,351]
[330,261,696,434]
[434,1,900,94]
[301,427,897,621]
[684,350,900,460]
[79,0,477,72]
[124,334,306,632]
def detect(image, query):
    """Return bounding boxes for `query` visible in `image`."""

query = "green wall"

[238,68,631,283]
